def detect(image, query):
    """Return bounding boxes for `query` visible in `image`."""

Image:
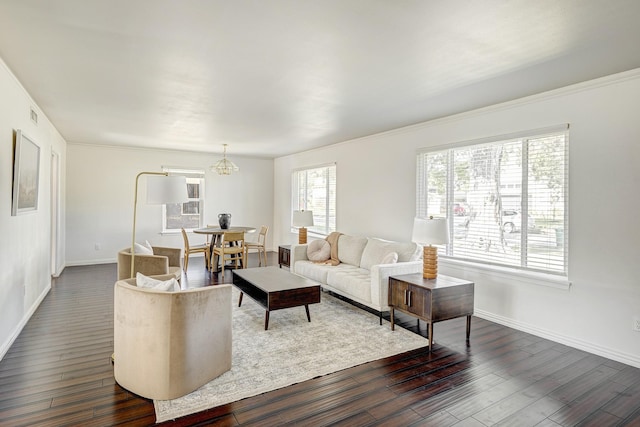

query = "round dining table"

[193,226,256,272]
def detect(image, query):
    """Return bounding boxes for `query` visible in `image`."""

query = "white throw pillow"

[360,237,421,269]
[133,242,153,255]
[307,239,331,262]
[136,273,180,292]
[380,252,398,264]
[337,235,368,266]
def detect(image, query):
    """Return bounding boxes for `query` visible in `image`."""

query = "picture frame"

[12,129,40,216]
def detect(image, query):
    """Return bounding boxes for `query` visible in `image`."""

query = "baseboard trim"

[474,309,640,369]
[66,258,115,267]
[0,283,51,361]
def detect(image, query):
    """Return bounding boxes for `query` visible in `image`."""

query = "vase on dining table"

[218,213,231,229]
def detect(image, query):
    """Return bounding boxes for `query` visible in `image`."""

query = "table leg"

[211,235,221,272]
[264,311,270,330]
[390,307,395,331]
[466,315,471,340]
[305,304,311,322]
[428,322,433,352]
[238,292,243,307]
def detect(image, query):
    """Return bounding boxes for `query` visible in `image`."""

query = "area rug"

[154,288,428,423]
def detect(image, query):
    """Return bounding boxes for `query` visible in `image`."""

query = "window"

[162,168,205,232]
[292,164,337,236]
[417,125,568,275]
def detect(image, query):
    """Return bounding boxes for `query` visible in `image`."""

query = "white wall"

[66,144,274,265]
[0,58,67,358]
[274,70,640,368]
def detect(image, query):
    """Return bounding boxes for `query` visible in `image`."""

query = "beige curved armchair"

[113,276,232,400]
[117,246,182,281]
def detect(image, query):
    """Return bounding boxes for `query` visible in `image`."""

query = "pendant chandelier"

[211,144,239,176]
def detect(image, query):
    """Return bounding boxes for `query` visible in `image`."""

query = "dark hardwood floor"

[1,253,639,426]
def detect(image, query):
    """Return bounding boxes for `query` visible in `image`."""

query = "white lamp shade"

[292,210,314,227]
[412,217,449,245]
[146,176,188,204]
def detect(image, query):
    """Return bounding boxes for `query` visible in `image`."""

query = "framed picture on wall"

[12,129,40,216]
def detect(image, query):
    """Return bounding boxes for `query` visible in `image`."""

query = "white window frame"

[291,163,337,237]
[417,125,569,278]
[161,167,205,233]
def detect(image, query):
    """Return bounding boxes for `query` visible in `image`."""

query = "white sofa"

[291,234,423,323]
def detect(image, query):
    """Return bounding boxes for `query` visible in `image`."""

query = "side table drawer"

[389,278,427,317]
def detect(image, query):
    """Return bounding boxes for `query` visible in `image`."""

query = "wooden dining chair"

[246,225,269,267]
[181,228,211,272]
[212,231,247,277]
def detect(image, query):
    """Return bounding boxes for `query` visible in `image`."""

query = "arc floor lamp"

[130,172,188,278]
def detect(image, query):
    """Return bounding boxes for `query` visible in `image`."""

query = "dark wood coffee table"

[232,267,321,330]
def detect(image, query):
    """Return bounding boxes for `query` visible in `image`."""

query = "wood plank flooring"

[1,253,639,426]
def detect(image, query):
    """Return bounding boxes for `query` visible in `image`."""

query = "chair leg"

[183,254,189,272]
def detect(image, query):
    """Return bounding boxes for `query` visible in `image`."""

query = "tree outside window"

[417,127,568,275]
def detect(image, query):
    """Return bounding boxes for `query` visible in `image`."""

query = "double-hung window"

[162,167,205,232]
[292,163,337,236]
[416,125,569,276]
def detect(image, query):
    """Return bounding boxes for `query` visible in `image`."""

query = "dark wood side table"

[388,273,474,351]
[278,245,291,268]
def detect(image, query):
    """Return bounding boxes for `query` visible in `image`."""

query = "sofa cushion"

[360,238,421,269]
[294,261,333,284]
[337,235,368,266]
[326,266,371,304]
[136,272,180,292]
[307,239,331,262]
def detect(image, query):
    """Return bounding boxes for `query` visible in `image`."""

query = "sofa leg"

[379,311,382,325]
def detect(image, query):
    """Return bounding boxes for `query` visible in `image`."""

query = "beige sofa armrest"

[117,249,170,280]
[290,244,309,270]
[152,246,182,267]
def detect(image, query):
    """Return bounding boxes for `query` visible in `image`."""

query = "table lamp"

[412,216,449,279]
[292,210,314,244]
[130,172,188,278]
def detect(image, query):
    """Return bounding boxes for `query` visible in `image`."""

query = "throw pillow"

[360,237,421,268]
[337,235,368,266]
[133,242,153,255]
[380,252,398,264]
[307,239,331,262]
[136,273,180,292]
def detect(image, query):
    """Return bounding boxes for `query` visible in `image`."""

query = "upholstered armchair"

[117,246,182,281]
[113,275,232,400]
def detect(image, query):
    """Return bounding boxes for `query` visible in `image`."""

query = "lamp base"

[423,245,438,279]
[298,227,308,244]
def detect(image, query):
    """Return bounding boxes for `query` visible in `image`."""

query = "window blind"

[292,163,337,236]
[417,126,568,275]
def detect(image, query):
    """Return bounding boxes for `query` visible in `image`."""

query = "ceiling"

[1,1,639,158]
